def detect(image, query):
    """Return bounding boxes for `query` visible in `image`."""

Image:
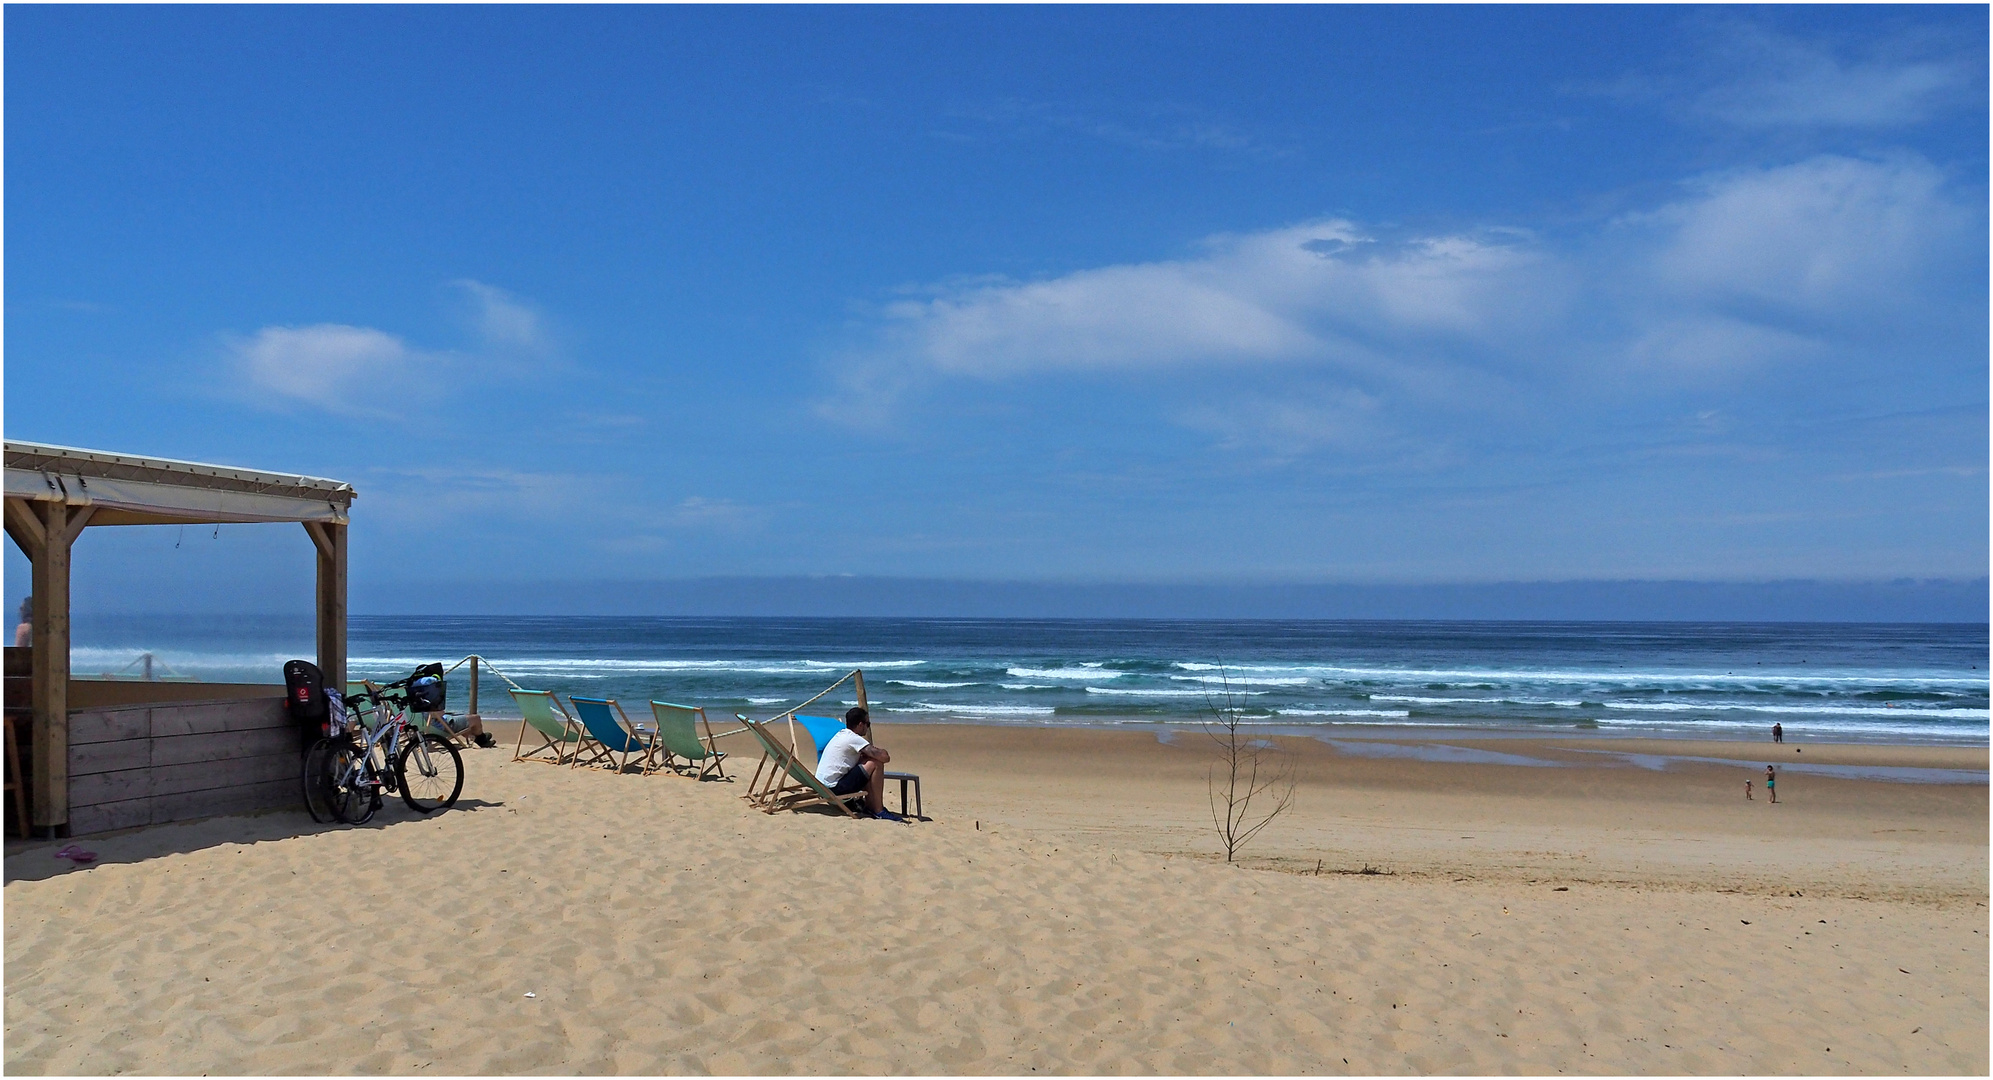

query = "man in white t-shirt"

[814,706,901,820]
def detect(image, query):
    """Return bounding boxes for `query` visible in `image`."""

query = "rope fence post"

[468,656,480,722]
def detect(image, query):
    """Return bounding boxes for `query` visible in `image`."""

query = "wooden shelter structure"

[3,441,354,836]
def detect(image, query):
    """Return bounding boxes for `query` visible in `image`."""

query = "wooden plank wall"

[66,698,299,835]
[69,680,286,710]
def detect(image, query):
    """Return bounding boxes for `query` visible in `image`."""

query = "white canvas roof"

[3,440,355,526]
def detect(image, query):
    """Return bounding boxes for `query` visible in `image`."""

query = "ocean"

[66,615,1989,747]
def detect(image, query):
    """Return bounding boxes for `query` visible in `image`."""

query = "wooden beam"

[58,504,95,547]
[4,497,45,561]
[29,500,71,832]
[315,523,347,690]
[301,520,333,561]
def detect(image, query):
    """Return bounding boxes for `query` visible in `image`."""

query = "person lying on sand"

[417,707,496,749]
[816,707,903,820]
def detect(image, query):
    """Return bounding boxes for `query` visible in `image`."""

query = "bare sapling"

[1203,668,1297,863]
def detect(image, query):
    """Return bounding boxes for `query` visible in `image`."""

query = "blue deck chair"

[568,697,661,775]
[793,714,848,766]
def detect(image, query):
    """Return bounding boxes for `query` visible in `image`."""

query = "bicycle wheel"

[302,738,339,823]
[332,739,381,825]
[397,733,463,813]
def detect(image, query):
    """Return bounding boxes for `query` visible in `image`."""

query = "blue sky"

[4,6,1986,614]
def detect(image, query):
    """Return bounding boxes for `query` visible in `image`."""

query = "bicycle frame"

[339,685,438,793]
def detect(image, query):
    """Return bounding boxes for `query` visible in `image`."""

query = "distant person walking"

[1772,722,1783,744]
[1765,764,1777,804]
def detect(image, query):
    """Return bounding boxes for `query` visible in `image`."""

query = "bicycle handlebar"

[344,672,419,710]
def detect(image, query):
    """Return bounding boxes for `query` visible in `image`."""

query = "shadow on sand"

[2,798,507,885]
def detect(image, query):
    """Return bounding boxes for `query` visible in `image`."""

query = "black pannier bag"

[407,662,447,713]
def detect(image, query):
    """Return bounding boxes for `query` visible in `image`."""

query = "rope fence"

[403,655,869,752]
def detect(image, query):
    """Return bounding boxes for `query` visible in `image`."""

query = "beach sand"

[5,723,1985,1074]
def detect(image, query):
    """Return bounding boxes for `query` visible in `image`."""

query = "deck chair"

[648,702,729,781]
[793,714,847,765]
[738,715,865,817]
[510,689,583,765]
[745,714,845,797]
[569,697,661,775]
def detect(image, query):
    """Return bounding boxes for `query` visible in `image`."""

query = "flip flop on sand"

[51,844,98,864]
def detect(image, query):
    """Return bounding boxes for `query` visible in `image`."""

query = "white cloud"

[227,324,437,412]
[1636,155,1970,318]
[1617,316,1823,376]
[665,496,762,531]
[829,154,1979,449]
[363,466,768,550]
[451,279,552,356]
[1174,387,1390,458]
[1691,24,1975,128]
[868,221,1559,380]
[224,282,561,414]
[361,466,588,523]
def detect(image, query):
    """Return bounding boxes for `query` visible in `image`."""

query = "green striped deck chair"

[649,702,729,781]
[737,715,865,817]
[509,689,583,766]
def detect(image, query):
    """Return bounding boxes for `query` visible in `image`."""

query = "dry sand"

[5,722,1986,1074]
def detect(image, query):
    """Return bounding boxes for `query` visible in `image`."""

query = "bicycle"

[303,673,464,824]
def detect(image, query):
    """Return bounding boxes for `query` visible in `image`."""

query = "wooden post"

[467,656,480,720]
[854,669,868,713]
[306,522,347,691]
[29,499,90,835]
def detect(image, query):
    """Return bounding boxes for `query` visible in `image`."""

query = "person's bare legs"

[863,761,886,813]
[438,713,489,747]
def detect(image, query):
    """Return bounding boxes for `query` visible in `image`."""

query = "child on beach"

[1745,780,1752,800]
[1765,765,1776,804]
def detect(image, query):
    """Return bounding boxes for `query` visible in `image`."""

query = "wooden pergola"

[3,441,355,833]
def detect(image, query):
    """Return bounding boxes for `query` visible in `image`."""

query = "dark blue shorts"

[829,761,870,795]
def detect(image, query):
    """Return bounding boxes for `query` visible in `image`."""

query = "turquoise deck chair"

[510,689,583,765]
[649,702,729,781]
[794,715,848,766]
[568,697,661,775]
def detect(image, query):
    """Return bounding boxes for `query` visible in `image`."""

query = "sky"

[4,6,1987,617]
